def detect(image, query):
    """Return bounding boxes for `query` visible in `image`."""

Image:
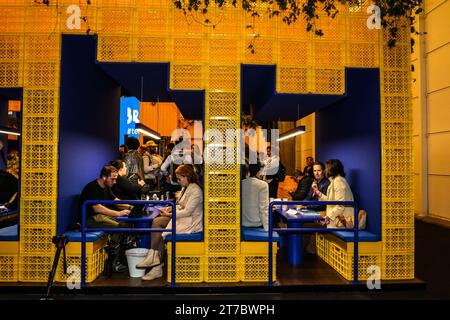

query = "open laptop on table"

[128,204,146,218]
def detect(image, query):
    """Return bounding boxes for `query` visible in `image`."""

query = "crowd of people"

[79,136,203,279]
[79,136,357,281]
[242,152,356,233]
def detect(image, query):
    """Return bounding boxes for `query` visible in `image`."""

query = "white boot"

[142,264,163,281]
[136,249,161,268]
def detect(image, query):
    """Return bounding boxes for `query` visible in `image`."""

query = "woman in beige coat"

[137,164,203,280]
[312,159,354,228]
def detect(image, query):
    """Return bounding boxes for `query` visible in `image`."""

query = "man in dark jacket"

[289,169,313,200]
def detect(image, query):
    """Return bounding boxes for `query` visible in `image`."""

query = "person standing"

[260,146,280,198]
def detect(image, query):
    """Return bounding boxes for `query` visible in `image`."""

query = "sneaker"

[112,260,128,273]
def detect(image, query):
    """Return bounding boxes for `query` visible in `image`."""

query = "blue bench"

[242,227,280,242]
[63,231,106,242]
[0,224,18,241]
[165,232,203,241]
[331,230,380,242]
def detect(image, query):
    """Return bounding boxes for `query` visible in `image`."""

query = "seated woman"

[313,159,354,228]
[109,160,148,200]
[137,164,203,280]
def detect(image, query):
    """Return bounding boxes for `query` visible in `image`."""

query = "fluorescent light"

[0,126,20,136]
[135,123,161,140]
[276,126,306,142]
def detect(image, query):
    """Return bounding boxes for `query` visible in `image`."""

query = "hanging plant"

[173,0,424,49]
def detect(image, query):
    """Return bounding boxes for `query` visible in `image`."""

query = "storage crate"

[313,13,346,41]
[0,6,24,33]
[0,254,18,282]
[56,248,106,284]
[23,88,59,116]
[166,242,204,283]
[20,226,56,254]
[328,242,381,281]
[65,236,108,255]
[382,122,412,149]
[60,0,98,34]
[170,63,204,90]
[382,226,414,252]
[277,66,311,93]
[19,254,53,282]
[278,40,311,66]
[22,116,58,143]
[325,233,382,254]
[382,95,411,122]
[207,64,240,91]
[313,41,345,68]
[172,8,203,35]
[382,174,413,201]
[173,36,204,63]
[21,143,58,172]
[135,36,169,62]
[97,7,133,34]
[0,34,23,60]
[206,91,240,118]
[313,68,345,94]
[382,70,410,96]
[205,255,240,282]
[24,61,60,88]
[20,198,57,226]
[205,199,239,227]
[244,37,275,65]
[382,252,414,280]
[205,227,240,254]
[316,233,329,262]
[97,35,132,62]
[240,254,277,282]
[21,171,57,199]
[24,6,59,33]
[347,14,380,43]
[382,200,414,227]
[134,7,169,36]
[208,36,241,63]
[382,147,413,174]
[205,171,240,199]
[382,44,410,70]
[348,42,379,68]
[24,33,60,61]
[0,61,22,87]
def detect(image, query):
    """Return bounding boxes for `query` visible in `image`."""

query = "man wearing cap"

[142,140,162,190]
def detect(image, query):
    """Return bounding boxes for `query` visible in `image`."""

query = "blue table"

[277,207,324,265]
[116,206,161,248]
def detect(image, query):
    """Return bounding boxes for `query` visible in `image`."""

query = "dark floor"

[1,217,449,300]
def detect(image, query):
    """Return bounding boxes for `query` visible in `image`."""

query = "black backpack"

[276,162,286,182]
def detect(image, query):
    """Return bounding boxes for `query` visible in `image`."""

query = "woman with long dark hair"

[313,159,354,228]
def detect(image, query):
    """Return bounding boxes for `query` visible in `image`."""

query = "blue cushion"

[332,230,380,242]
[0,224,18,241]
[165,232,203,241]
[242,227,279,242]
[64,231,106,242]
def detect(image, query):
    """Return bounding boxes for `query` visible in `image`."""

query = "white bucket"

[125,248,149,278]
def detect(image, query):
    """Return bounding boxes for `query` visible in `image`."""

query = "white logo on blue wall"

[120,97,140,145]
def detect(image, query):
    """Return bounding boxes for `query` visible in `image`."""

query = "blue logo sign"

[119,97,140,145]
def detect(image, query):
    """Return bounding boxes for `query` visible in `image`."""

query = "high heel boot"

[136,249,161,268]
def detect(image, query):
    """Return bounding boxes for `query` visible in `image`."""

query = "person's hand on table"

[118,209,130,217]
[157,207,172,217]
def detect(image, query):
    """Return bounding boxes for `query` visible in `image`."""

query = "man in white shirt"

[260,146,280,198]
[242,163,270,231]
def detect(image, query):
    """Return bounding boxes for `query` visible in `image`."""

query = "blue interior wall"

[316,68,381,238]
[57,35,121,234]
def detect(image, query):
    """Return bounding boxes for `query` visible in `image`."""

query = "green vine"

[173,0,424,50]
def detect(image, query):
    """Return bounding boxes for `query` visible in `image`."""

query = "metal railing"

[268,200,359,285]
[81,200,176,287]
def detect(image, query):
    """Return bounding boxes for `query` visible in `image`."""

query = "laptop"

[128,204,146,218]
